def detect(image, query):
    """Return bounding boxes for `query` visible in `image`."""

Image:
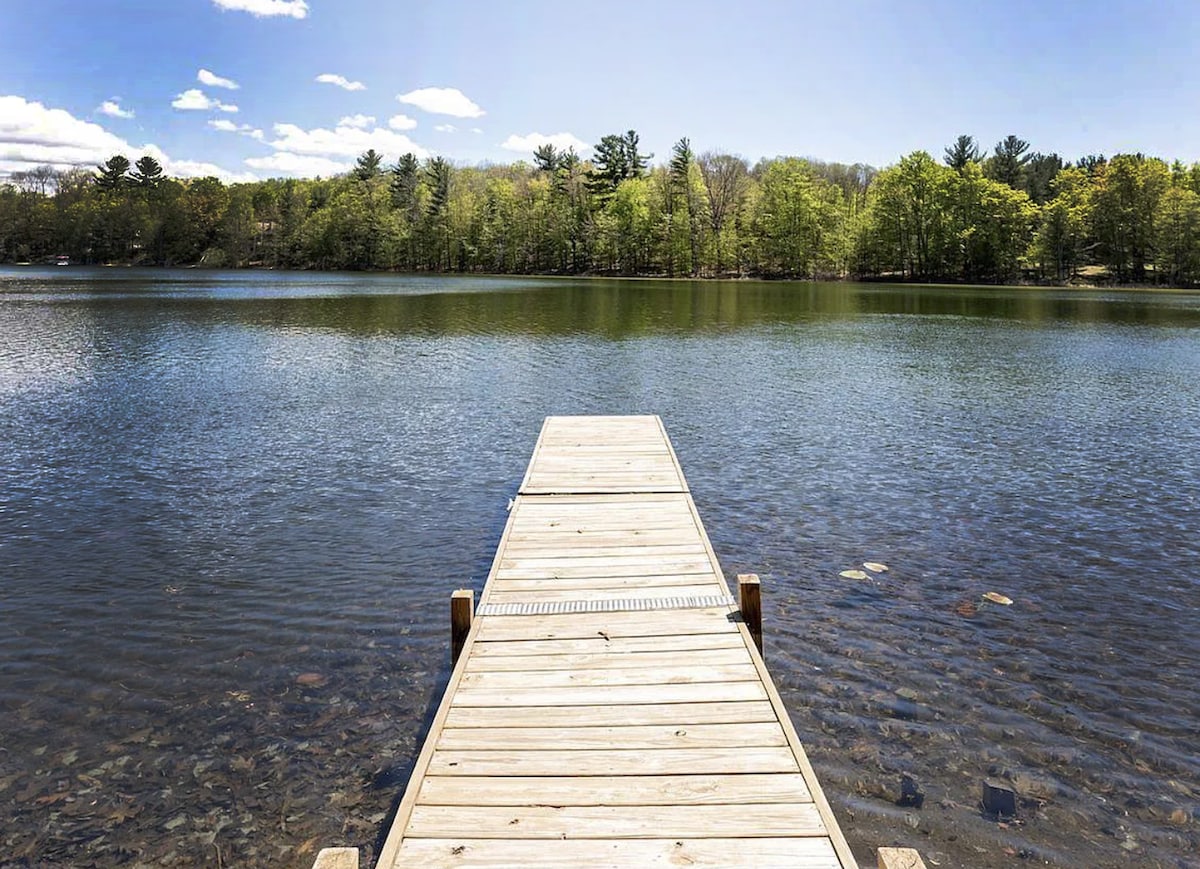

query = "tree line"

[3,132,1200,286]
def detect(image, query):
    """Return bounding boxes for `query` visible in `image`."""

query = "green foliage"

[1089,154,1170,281]
[944,135,982,171]
[1022,153,1063,204]
[985,135,1032,189]
[95,155,132,191]
[131,156,164,188]
[751,158,845,278]
[1031,167,1091,281]
[354,149,383,182]
[589,130,651,199]
[856,154,1034,282]
[1,134,1198,286]
[1156,186,1200,285]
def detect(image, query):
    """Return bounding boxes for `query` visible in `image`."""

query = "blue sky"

[2,0,1199,181]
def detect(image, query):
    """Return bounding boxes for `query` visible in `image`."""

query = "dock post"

[877,846,928,868]
[450,589,474,667]
[311,846,359,869]
[738,573,762,655]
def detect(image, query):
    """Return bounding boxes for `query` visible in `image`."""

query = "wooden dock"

[372,415,858,868]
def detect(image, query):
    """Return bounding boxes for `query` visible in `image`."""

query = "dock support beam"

[878,847,928,869]
[738,573,762,655]
[450,589,474,667]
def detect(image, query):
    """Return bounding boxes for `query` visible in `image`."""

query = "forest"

[3,131,1200,286]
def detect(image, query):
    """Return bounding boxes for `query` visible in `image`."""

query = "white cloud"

[500,131,589,154]
[471,127,483,134]
[208,119,262,139]
[172,88,238,113]
[397,87,484,118]
[244,152,352,177]
[434,124,456,133]
[211,0,308,18]
[98,99,134,119]
[198,68,239,90]
[339,114,376,129]
[387,114,417,131]
[0,95,252,182]
[172,89,210,110]
[316,73,366,92]
[267,122,428,159]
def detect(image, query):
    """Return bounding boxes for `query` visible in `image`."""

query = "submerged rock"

[982,778,1017,818]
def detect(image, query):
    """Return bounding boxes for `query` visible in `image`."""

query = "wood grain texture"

[878,847,930,869]
[435,721,788,751]
[415,773,813,806]
[441,701,779,729]
[405,802,825,838]
[425,746,801,777]
[394,838,842,868]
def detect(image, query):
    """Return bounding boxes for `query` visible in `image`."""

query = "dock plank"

[435,721,788,750]
[441,701,780,728]
[464,647,750,671]
[415,773,813,806]
[426,746,801,777]
[395,838,842,868]
[406,803,825,838]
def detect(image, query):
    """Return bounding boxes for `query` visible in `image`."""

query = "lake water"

[1,268,1197,868]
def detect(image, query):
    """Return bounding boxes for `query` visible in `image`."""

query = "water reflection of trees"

[97,280,1200,338]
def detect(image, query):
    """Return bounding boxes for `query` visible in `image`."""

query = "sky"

[2,0,1200,182]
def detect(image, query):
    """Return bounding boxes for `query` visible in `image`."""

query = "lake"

[1,268,1197,868]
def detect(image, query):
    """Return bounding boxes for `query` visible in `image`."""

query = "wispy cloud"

[266,122,427,159]
[208,119,263,139]
[397,87,484,118]
[500,131,589,154]
[316,73,366,92]
[387,114,417,131]
[434,124,456,133]
[211,0,308,19]
[98,99,134,119]
[172,88,238,113]
[338,114,375,129]
[0,95,254,182]
[198,68,239,90]
[245,152,351,177]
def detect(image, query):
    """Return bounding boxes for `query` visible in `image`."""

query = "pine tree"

[94,154,131,191]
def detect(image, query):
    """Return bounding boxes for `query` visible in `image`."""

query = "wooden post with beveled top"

[311,846,359,869]
[877,846,928,869]
[738,573,762,655]
[450,589,474,667]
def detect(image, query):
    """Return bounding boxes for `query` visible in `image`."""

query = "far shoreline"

[5,261,1200,295]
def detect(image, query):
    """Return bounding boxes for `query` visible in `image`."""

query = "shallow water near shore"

[1,268,1198,868]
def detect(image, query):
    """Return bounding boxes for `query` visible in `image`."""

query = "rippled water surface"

[1,268,1198,868]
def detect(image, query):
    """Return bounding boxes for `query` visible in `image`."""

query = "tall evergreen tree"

[986,135,1031,188]
[589,130,652,197]
[1022,152,1063,204]
[944,135,983,171]
[533,144,562,173]
[354,149,383,182]
[131,155,164,188]
[95,155,131,191]
[389,154,420,211]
